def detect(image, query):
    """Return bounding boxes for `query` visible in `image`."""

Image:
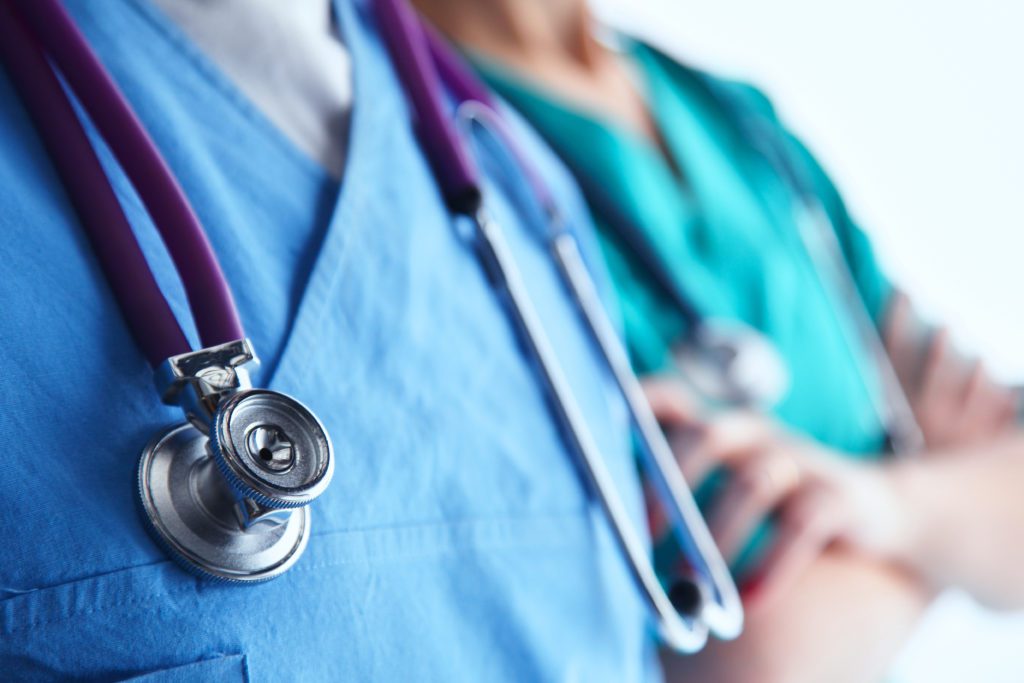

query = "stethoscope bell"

[674,320,790,410]
[138,341,334,582]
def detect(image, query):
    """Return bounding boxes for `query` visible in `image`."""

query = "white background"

[590,0,1024,679]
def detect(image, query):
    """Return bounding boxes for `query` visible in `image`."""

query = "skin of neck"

[413,0,600,71]
[412,0,661,141]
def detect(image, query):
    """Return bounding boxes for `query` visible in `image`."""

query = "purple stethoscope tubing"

[3,0,243,365]
[0,2,188,366]
[372,0,481,214]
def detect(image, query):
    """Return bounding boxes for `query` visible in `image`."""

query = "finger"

[740,486,843,613]
[705,450,802,561]
[993,388,1021,432]
[915,330,964,444]
[678,412,775,489]
[958,362,1019,440]
[669,427,717,487]
[917,330,964,413]
[666,425,707,478]
[957,362,1000,438]
[642,376,703,429]
[882,292,920,391]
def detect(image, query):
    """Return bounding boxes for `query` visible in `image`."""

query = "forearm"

[661,550,930,683]
[892,431,1024,608]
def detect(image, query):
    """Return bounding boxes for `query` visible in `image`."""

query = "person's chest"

[0,0,652,679]
[608,54,887,452]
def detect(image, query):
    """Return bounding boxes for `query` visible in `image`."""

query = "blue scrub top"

[0,0,658,680]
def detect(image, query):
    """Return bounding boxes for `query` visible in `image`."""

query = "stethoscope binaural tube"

[453,99,744,641]
[525,106,790,412]
[0,0,334,581]
[375,0,744,649]
[728,102,925,455]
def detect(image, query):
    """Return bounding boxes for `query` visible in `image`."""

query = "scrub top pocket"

[118,655,248,683]
[0,511,631,682]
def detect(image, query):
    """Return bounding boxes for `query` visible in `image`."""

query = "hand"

[643,377,910,613]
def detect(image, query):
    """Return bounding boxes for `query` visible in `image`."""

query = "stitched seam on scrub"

[1,511,597,635]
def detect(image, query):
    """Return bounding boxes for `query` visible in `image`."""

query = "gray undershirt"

[149,0,353,178]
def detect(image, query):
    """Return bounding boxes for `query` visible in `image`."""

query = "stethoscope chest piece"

[675,320,790,410]
[138,422,309,582]
[138,343,334,582]
[210,389,334,510]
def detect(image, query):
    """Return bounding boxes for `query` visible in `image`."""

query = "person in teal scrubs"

[413,0,1024,680]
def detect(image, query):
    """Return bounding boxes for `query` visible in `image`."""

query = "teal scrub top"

[477,42,893,456]
[0,1,659,680]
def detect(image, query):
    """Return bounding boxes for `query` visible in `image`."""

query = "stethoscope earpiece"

[668,578,706,618]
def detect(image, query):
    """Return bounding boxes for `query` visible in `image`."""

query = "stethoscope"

[677,61,926,454]
[549,35,926,454]
[0,0,742,652]
[560,142,793,411]
[1,0,336,582]
[407,14,926,648]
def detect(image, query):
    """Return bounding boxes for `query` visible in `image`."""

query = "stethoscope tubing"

[548,231,743,638]
[375,0,742,647]
[8,0,243,363]
[0,1,189,366]
[372,0,480,214]
[455,98,743,638]
[474,209,711,651]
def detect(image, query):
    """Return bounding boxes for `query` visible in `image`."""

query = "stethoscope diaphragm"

[675,320,791,410]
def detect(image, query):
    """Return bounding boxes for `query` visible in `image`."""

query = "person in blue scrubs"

[0,0,660,680]
[412,0,1024,680]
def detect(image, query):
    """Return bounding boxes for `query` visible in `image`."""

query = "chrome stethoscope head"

[675,320,791,411]
[138,340,335,582]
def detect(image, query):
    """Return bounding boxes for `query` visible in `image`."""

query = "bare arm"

[647,373,1024,611]
[883,292,1018,450]
[890,434,1024,609]
[662,550,930,683]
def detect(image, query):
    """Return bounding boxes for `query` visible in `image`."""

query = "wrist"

[882,458,938,586]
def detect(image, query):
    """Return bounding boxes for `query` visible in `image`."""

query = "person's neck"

[414,0,661,143]
[415,0,601,73]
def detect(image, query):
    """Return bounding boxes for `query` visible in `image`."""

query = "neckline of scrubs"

[117,0,386,389]
[472,46,747,335]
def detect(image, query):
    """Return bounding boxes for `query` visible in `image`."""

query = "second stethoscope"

[691,61,925,455]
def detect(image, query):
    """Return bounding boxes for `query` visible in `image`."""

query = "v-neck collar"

[474,47,716,304]
[107,0,382,390]
[261,0,388,389]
